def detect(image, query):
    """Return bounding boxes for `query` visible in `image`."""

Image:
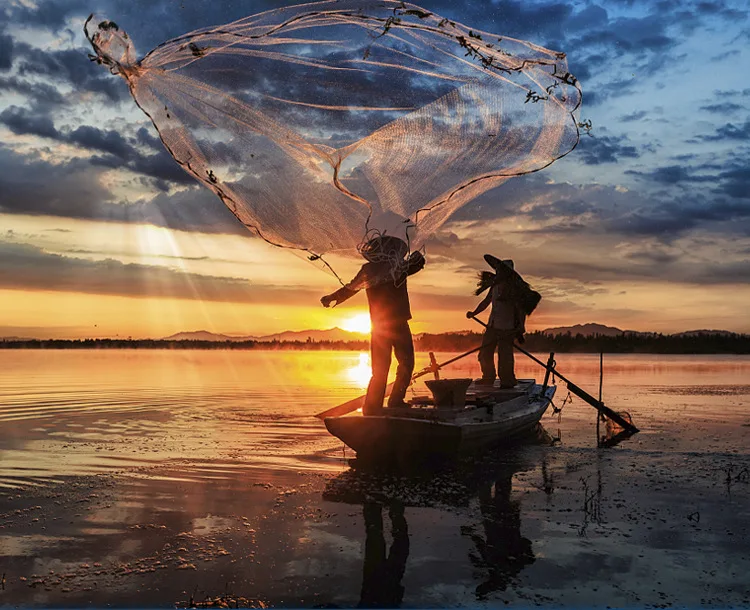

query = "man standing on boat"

[467,255,540,388]
[321,235,425,415]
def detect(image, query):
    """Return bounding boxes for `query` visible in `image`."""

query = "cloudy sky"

[1,0,749,339]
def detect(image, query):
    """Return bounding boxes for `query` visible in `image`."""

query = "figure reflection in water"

[464,473,535,599]
[324,450,548,605]
[359,500,409,608]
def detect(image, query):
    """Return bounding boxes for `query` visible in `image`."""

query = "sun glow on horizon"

[341,313,371,334]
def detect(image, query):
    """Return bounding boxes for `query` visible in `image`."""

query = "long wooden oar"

[314,345,484,420]
[469,315,639,434]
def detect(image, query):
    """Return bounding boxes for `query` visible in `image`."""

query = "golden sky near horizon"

[3,209,750,339]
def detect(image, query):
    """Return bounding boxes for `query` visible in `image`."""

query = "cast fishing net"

[86,1,582,280]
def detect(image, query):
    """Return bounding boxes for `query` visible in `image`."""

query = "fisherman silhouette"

[467,255,541,389]
[321,235,425,414]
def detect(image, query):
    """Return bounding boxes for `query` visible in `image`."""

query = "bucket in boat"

[424,378,473,409]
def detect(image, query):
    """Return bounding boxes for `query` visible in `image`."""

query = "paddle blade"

[315,382,395,420]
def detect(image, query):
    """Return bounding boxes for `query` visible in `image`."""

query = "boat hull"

[324,381,555,459]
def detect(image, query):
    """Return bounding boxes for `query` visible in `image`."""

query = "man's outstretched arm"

[321,285,357,308]
[321,266,369,308]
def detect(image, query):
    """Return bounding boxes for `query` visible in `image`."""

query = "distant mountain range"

[161,323,743,342]
[541,323,626,337]
[671,329,740,338]
[541,324,743,338]
[162,327,368,343]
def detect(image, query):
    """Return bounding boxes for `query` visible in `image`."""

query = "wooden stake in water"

[596,352,603,443]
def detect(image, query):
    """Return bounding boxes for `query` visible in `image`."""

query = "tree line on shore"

[2,330,749,354]
[418,331,750,354]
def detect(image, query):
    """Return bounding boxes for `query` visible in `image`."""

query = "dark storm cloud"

[644,1,748,36]
[623,148,750,203]
[531,255,750,285]
[700,102,745,114]
[626,165,715,185]
[557,0,748,103]
[133,185,240,235]
[583,75,640,108]
[712,88,750,98]
[576,133,641,165]
[568,4,609,31]
[429,224,750,288]
[14,42,129,103]
[565,57,591,82]
[693,1,748,20]
[71,146,200,187]
[449,173,553,222]
[719,164,750,200]
[527,258,655,282]
[672,153,698,162]
[3,0,91,29]
[711,49,740,61]
[609,199,750,237]
[444,0,574,39]
[621,247,680,265]
[0,105,60,139]
[135,126,161,150]
[523,198,596,221]
[445,166,750,246]
[620,110,648,122]
[61,124,194,187]
[0,75,66,108]
[0,144,245,234]
[582,89,602,107]
[692,260,750,284]
[0,240,316,303]
[0,107,195,187]
[699,119,750,142]
[0,146,109,219]
[68,125,135,159]
[129,151,198,186]
[449,174,639,230]
[0,34,13,71]
[568,14,675,57]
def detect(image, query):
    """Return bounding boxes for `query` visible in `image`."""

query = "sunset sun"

[341,313,371,334]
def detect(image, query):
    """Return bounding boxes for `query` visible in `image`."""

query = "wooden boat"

[324,378,555,459]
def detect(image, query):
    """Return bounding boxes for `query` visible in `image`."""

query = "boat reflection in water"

[323,426,555,606]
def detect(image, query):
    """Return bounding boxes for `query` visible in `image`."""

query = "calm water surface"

[1,350,748,488]
[1,350,750,607]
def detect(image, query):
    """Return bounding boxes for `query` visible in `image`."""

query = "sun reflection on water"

[347,352,371,388]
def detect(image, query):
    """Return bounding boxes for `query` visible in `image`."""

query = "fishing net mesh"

[86,1,582,279]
